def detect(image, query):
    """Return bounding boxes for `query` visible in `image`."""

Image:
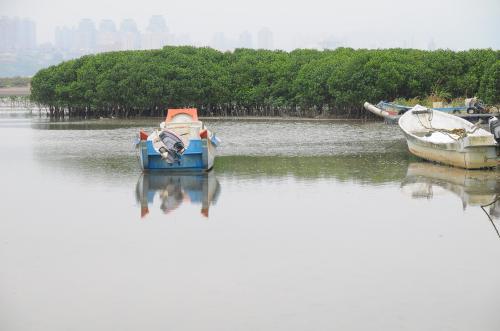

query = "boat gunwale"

[399,108,497,150]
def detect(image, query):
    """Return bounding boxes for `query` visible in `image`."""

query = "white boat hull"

[404,132,498,169]
[399,106,498,169]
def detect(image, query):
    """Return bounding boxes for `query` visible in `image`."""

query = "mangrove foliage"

[30,46,500,118]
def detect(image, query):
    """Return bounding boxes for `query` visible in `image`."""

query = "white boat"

[398,105,499,169]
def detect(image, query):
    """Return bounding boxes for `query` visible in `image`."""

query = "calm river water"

[1,110,500,331]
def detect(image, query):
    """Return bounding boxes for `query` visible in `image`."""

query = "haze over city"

[0,0,499,76]
[3,0,500,50]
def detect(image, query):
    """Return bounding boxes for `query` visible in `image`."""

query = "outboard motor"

[489,117,500,143]
[158,130,185,163]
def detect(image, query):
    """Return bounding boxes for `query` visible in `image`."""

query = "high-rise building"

[427,38,436,51]
[76,19,96,53]
[120,19,139,34]
[257,27,273,50]
[0,17,36,51]
[211,32,229,51]
[120,19,141,50]
[238,31,253,49]
[142,15,171,49]
[99,19,116,33]
[97,19,120,52]
[55,26,75,51]
[0,17,16,51]
[17,18,36,50]
[147,15,168,33]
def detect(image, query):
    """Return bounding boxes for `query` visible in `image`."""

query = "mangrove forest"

[30,46,500,118]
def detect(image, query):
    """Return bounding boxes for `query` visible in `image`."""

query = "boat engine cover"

[158,130,185,163]
[489,117,500,143]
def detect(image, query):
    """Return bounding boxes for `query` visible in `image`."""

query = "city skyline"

[1,0,499,77]
[2,0,499,51]
[5,13,498,54]
[51,16,277,52]
[1,15,279,52]
[0,14,280,77]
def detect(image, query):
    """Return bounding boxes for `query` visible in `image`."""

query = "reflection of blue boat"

[136,108,220,171]
[135,171,221,218]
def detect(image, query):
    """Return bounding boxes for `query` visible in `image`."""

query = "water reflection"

[402,161,500,237]
[135,171,221,218]
[402,163,499,208]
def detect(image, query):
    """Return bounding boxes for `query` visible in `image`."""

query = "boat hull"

[398,106,499,169]
[138,138,215,171]
[403,132,498,169]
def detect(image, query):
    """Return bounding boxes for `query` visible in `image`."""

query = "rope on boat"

[415,110,481,140]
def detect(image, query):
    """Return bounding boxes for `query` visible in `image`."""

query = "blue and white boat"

[137,108,220,171]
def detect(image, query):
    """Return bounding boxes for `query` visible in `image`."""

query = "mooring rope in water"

[480,195,500,239]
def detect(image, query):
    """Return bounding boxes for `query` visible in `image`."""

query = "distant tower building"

[120,18,141,50]
[142,15,170,49]
[97,19,120,52]
[427,38,436,51]
[0,16,16,51]
[147,15,168,33]
[0,17,36,51]
[238,31,253,49]
[17,18,36,50]
[76,19,96,53]
[211,32,228,51]
[99,19,116,33]
[257,27,273,49]
[55,26,75,51]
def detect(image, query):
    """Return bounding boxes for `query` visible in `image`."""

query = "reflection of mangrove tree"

[30,47,500,118]
[214,153,410,183]
[0,96,32,108]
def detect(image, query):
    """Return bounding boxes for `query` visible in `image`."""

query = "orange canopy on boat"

[165,108,198,123]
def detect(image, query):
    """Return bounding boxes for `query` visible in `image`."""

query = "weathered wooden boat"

[398,105,499,169]
[137,108,220,171]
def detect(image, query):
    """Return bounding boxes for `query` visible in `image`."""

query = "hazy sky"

[2,0,499,50]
